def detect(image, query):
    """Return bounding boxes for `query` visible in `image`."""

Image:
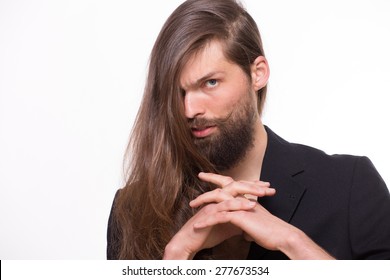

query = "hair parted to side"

[110,0,267,259]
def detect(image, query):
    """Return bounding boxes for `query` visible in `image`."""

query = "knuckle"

[223,199,234,208]
[214,188,223,194]
[223,176,234,185]
[226,176,234,182]
[224,198,243,209]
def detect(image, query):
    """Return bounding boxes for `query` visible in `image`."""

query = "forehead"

[180,40,236,90]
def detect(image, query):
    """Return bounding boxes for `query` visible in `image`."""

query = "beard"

[189,92,258,171]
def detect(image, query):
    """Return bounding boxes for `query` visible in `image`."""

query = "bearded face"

[189,90,258,171]
[179,41,264,171]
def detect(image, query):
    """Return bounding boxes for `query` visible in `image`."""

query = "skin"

[163,40,334,260]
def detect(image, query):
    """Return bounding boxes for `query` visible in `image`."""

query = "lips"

[191,125,216,138]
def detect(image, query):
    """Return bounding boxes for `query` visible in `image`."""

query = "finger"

[190,188,233,208]
[190,181,275,208]
[252,180,271,187]
[215,198,257,212]
[190,184,275,208]
[193,211,235,229]
[197,197,256,215]
[198,172,234,187]
[199,172,271,188]
[194,199,255,228]
[259,186,276,197]
[223,181,275,197]
[200,172,272,193]
[194,212,230,229]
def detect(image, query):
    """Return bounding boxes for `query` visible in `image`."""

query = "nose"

[184,90,205,119]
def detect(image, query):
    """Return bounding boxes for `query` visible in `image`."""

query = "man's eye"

[205,79,218,87]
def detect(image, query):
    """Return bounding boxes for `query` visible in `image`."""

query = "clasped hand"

[163,172,293,259]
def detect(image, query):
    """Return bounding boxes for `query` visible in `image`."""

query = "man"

[107,0,390,259]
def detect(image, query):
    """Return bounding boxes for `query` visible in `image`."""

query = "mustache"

[188,111,233,128]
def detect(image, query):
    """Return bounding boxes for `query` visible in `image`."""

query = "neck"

[222,120,267,181]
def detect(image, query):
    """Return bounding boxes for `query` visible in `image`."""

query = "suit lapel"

[248,126,307,259]
[260,126,307,222]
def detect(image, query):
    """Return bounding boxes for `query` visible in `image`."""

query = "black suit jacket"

[107,126,390,259]
[247,126,390,259]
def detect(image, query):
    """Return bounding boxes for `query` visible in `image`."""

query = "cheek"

[208,77,252,117]
[214,89,241,113]
[217,93,246,119]
[222,82,251,106]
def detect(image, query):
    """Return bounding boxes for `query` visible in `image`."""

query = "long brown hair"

[111,0,267,259]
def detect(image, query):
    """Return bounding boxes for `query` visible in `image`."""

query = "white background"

[0,0,389,259]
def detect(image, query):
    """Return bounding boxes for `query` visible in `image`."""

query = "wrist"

[163,241,195,260]
[277,228,334,260]
[277,228,303,255]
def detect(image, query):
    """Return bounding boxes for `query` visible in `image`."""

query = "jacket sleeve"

[106,190,121,260]
[349,156,390,259]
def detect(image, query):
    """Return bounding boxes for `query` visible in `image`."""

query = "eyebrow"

[182,71,225,90]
